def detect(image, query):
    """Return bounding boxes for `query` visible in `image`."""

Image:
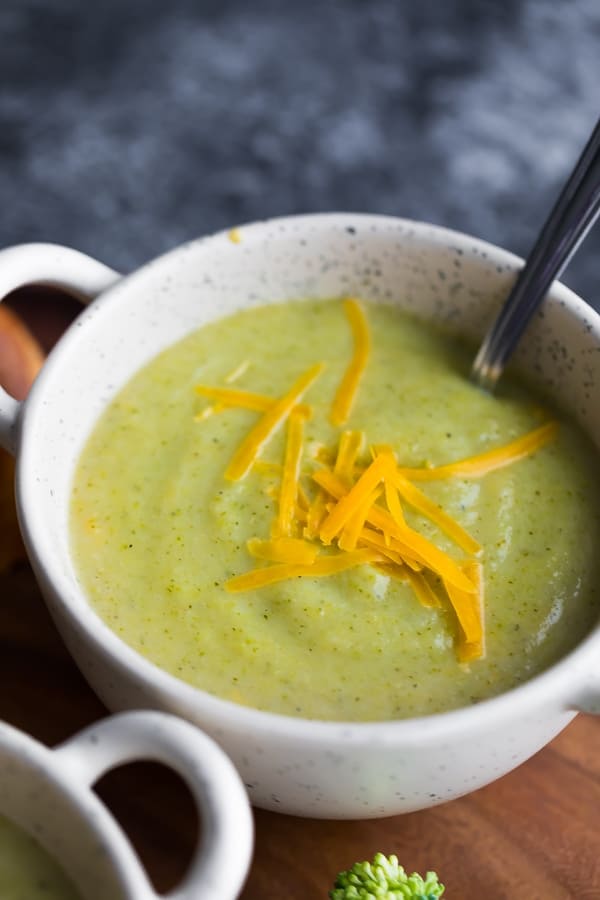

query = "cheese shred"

[193,299,560,663]
[195,384,311,419]
[397,422,558,481]
[225,548,382,592]
[455,560,485,662]
[386,465,482,556]
[404,569,443,609]
[313,467,477,592]
[330,299,370,426]
[247,536,318,565]
[334,430,365,484]
[224,363,324,481]
[276,409,305,537]
[304,489,328,540]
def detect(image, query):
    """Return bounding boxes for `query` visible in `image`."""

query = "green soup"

[70,300,600,720]
[0,815,81,900]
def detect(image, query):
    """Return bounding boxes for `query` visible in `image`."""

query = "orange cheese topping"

[338,486,382,552]
[449,560,485,662]
[330,299,370,426]
[224,363,323,481]
[195,384,311,419]
[404,569,443,609]
[385,465,482,556]
[194,402,226,422]
[334,430,365,484]
[193,299,559,662]
[319,454,389,544]
[303,487,327,540]
[247,536,318,565]
[275,409,305,538]
[313,467,474,591]
[375,447,406,528]
[226,548,383,593]
[358,526,421,571]
[397,421,558,481]
[224,359,251,383]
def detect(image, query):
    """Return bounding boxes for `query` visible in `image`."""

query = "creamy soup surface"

[70,299,600,720]
[0,815,81,900]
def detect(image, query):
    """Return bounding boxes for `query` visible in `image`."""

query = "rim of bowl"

[17,212,600,747]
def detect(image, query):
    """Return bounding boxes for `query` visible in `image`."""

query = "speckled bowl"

[0,710,253,899]
[0,214,599,819]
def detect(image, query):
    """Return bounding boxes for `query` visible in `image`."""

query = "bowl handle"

[0,242,120,455]
[53,710,254,900]
[571,672,600,715]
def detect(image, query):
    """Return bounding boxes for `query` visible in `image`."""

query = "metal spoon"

[470,117,600,392]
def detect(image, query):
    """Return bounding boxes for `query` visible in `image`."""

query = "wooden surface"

[1,289,599,899]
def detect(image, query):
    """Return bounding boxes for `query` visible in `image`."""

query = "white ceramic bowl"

[1,214,599,819]
[0,710,253,899]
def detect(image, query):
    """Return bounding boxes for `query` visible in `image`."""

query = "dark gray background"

[1,0,599,306]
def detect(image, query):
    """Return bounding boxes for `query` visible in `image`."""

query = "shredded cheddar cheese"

[385,464,482,556]
[297,483,311,511]
[294,502,309,525]
[225,548,383,592]
[275,409,305,537]
[445,558,485,654]
[384,478,406,528]
[397,421,558,481]
[194,403,225,422]
[195,384,311,419]
[303,488,328,540]
[455,560,485,662]
[338,486,382,552]
[334,430,365,484]
[195,384,273,412]
[404,568,443,609]
[247,536,318,565]
[224,359,251,383]
[193,298,559,662]
[330,298,370,426]
[224,363,324,481]
[312,467,477,592]
[358,525,421,571]
[319,455,389,544]
[376,446,406,528]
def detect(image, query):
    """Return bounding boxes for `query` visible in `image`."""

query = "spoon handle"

[471,117,600,391]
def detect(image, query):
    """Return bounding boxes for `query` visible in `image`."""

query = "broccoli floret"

[329,852,444,899]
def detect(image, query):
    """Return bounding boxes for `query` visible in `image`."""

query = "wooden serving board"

[1,289,599,899]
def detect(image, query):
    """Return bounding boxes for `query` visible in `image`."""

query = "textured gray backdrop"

[1,0,599,306]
